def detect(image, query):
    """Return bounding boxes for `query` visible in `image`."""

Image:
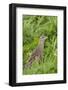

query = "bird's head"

[40,35,48,41]
[39,35,48,45]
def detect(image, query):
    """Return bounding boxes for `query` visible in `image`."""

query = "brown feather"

[24,36,47,68]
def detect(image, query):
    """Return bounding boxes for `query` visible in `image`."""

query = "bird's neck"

[38,40,45,49]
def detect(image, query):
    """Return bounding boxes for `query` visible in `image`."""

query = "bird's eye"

[42,36,45,38]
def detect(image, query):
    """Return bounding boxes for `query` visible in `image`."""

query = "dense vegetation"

[23,15,57,75]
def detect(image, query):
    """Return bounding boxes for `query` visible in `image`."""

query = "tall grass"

[23,15,57,75]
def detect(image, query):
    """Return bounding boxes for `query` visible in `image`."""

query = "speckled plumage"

[24,36,47,68]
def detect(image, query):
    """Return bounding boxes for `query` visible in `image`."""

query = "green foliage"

[23,15,57,75]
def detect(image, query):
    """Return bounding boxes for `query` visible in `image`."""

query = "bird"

[24,35,48,68]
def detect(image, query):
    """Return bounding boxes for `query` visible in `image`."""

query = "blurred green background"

[23,15,57,75]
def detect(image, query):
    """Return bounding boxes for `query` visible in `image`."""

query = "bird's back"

[29,45,42,62]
